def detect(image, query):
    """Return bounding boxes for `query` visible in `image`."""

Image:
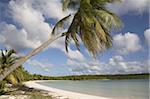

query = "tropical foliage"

[0,49,16,71]
[50,73,149,80]
[53,0,122,57]
[0,49,28,94]
[0,49,18,84]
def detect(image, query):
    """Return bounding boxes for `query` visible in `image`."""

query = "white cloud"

[0,0,54,51]
[113,32,142,54]
[9,0,52,44]
[0,22,37,51]
[31,0,72,19]
[144,28,150,46]
[69,55,148,75]
[1,0,72,51]
[107,0,149,15]
[67,48,85,61]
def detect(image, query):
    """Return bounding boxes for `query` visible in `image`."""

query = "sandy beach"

[24,80,111,99]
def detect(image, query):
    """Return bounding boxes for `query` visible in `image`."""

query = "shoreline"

[23,80,111,99]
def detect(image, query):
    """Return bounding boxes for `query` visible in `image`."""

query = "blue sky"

[0,0,149,76]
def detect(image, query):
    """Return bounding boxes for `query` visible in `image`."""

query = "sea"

[38,79,149,99]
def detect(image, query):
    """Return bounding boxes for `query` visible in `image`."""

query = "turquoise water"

[38,79,149,99]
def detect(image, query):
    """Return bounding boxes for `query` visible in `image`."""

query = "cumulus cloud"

[9,0,52,44]
[69,55,148,75]
[30,0,72,19]
[106,56,146,74]
[0,0,53,51]
[67,48,85,61]
[0,0,73,51]
[107,0,149,15]
[144,28,150,46]
[0,22,37,51]
[67,59,102,75]
[113,32,142,55]
[0,0,83,59]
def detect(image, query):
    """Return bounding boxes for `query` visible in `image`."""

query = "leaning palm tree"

[0,0,122,81]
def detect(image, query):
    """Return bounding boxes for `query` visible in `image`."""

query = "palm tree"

[0,49,19,84]
[0,0,122,81]
[0,49,26,84]
[62,0,122,57]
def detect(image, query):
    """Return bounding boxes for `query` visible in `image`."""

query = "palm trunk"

[0,34,62,81]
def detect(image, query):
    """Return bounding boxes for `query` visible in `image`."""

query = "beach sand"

[24,80,111,99]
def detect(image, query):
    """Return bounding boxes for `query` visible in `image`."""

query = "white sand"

[24,80,111,99]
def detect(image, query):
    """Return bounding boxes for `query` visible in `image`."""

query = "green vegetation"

[0,49,38,95]
[28,73,149,80]
[61,0,122,57]
[0,49,26,85]
[52,73,149,80]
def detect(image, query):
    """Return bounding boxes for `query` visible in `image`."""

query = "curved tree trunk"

[0,34,62,81]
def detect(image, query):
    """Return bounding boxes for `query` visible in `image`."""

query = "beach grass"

[0,84,53,99]
[29,92,52,99]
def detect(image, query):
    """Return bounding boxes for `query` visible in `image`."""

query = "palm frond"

[62,0,71,11]
[61,0,122,57]
[65,12,80,52]
[1,50,6,65]
[91,0,121,6]
[62,0,80,11]
[52,14,71,35]
[93,9,122,31]
[7,49,16,58]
